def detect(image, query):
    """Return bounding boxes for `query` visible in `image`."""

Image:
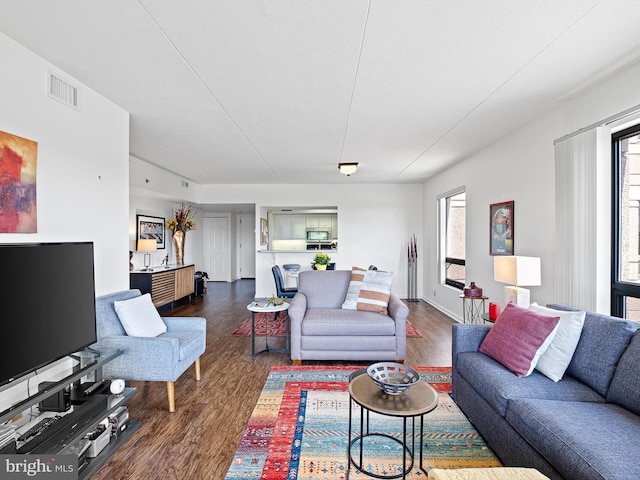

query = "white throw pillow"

[530,303,586,382]
[114,293,167,337]
[356,270,395,314]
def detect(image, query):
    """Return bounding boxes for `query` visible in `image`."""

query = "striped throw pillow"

[341,266,366,310]
[357,270,395,314]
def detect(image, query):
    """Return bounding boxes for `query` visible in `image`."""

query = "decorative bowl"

[366,362,420,395]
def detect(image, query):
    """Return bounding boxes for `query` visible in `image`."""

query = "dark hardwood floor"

[92,279,455,480]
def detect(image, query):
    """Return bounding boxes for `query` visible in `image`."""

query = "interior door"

[238,214,256,278]
[203,217,229,281]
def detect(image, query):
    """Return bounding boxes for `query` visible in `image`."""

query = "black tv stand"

[0,349,139,480]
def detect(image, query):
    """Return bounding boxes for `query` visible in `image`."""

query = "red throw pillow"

[479,302,560,377]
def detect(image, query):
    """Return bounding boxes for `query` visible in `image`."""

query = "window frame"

[438,187,466,291]
[611,124,640,318]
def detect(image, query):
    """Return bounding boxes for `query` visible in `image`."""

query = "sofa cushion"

[298,270,352,308]
[607,330,640,416]
[357,269,395,314]
[479,302,560,377]
[506,398,640,480]
[529,303,585,382]
[301,335,397,353]
[301,308,396,336]
[114,293,167,337]
[547,305,640,396]
[341,266,366,310]
[456,351,604,417]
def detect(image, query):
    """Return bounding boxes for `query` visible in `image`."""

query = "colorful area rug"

[224,366,500,479]
[232,314,422,337]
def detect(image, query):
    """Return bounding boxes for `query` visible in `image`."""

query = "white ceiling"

[2,0,640,185]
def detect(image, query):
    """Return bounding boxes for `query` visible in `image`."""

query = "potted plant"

[313,253,331,270]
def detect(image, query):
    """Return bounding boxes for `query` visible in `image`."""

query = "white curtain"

[554,127,610,312]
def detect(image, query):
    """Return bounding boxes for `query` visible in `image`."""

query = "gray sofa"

[452,305,640,480]
[288,270,409,363]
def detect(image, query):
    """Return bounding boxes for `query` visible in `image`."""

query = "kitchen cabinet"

[270,210,338,246]
[318,214,332,228]
[306,214,332,229]
[274,215,306,240]
[305,214,319,228]
[291,215,306,239]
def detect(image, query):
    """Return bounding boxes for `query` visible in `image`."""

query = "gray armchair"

[92,289,206,412]
[289,270,408,363]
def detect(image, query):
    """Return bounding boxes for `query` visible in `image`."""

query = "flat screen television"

[0,242,97,387]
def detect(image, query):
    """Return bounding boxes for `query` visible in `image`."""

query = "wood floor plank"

[91,279,455,480]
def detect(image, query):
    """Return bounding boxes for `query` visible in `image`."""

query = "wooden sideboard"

[130,264,195,308]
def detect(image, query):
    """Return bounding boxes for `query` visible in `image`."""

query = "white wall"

[0,32,130,295]
[129,187,204,272]
[129,162,424,298]
[0,32,129,414]
[424,59,640,320]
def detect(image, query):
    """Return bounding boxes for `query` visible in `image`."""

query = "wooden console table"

[130,264,195,308]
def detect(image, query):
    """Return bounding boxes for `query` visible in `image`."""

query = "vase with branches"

[166,203,196,265]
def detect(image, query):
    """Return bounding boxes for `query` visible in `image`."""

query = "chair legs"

[166,381,175,413]
[166,358,202,412]
[195,357,201,381]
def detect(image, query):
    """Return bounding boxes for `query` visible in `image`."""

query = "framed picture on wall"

[260,218,269,245]
[490,201,513,255]
[136,214,166,249]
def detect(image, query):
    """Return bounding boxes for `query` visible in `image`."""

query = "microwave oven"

[306,231,330,241]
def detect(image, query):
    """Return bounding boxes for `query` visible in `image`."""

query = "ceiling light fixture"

[338,162,358,176]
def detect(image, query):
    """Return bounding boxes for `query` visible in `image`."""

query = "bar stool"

[282,263,300,289]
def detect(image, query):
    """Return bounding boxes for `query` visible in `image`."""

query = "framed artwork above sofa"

[490,200,513,255]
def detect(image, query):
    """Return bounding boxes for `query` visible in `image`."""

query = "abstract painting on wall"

[0,130,37,233]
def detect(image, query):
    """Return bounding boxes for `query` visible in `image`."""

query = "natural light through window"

[440,189,466,290]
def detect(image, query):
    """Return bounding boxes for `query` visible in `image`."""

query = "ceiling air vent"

[47,70,80,110]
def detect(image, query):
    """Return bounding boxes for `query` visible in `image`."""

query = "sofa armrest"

[93,335,182,380]
[388,294,408,361]
[288,293,307,325]
[163,317,207,333]
[452,323,491,371]
[288,293,307,361]
[388,294,409,324]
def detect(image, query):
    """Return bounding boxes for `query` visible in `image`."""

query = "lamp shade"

[493,256,541,287]
[137,238,158,253]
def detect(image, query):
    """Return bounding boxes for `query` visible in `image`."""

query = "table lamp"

[493,256,541,307]
[138,239,157,271]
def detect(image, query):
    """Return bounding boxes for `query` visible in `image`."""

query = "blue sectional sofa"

[452,305,640,480]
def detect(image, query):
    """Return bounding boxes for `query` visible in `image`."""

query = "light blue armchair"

[92,289,206,412]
